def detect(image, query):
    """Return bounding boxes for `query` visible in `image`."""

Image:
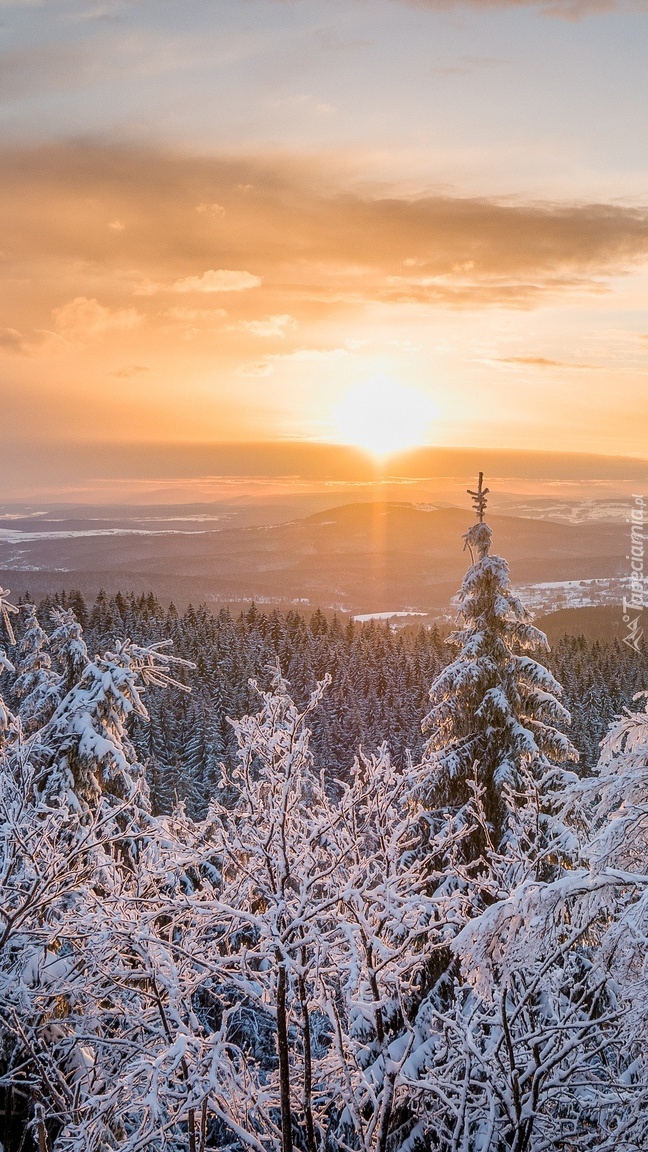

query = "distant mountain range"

[0,500,631,622]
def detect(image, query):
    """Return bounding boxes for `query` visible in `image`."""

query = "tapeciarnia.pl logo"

[623,494,645,653]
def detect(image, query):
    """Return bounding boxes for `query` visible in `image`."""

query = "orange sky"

[1,0,648,475]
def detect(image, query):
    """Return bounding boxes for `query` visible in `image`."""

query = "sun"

[332,376,435,459]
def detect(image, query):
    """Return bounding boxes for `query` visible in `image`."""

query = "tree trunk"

[35,1099,50,1152]
[276,957,293,1152]
[299,965,317,1152]
[200,1099,208,1152]
[376,1070,396,1152]
[3,1085,12,1152]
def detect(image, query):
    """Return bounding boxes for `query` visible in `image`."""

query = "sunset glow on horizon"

[0,0,647,490]
[332,378,436,459]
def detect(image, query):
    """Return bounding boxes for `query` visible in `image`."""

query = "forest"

[17,587,647,817]
[1,510,648,1151]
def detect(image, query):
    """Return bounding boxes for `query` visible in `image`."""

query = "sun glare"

[333,377,435,459]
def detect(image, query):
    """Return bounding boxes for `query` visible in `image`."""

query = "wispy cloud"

[233,314,297,338]
[239,345,356,377]
[171,269,261,294]
[2,141,646,336]
[52,296,142,338]
[0,327,30,354]
[495,355,599,368]
[134,270,261,296]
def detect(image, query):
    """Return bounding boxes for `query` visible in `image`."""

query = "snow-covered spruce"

[42,638,193,811]
[421,515,578,876]
[49,606,90,697]
[12,602,60,734]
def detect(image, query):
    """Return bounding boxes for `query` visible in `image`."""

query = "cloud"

[254,0,640,15]
[234,314,297,338]
[196,202,225,215]
[2,141,648,344]
[238,360,276,378]
[0,326,30,354]
[52,296,142,338]
[135,270,261,296]
[171,269,261,294]
[495,355,598,368]
[238,345,354,377]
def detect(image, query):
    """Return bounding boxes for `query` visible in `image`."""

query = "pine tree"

[179,694,227,817]
[421,474,578,868]
[12,604,59,734]
[49,606,90,695]
[43,639,193,812]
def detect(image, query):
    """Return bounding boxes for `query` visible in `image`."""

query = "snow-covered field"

[514,577,635,614]
[353,610,429,623]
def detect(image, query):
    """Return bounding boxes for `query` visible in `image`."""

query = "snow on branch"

[0,586,19,646]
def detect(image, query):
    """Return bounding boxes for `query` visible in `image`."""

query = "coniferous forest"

[2,507,648,1151]
[7,588,645,819]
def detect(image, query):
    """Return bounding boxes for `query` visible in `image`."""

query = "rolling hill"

[0,501,630,617]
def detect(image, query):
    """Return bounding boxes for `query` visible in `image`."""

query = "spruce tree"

[43,639,192,812]
[12,604,59,734]
[49,606,90,696]
[421,474,578,867]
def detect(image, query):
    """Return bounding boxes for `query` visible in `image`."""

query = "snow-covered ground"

[486,497,638,525]
[0,527,201,543]
[514,577,637,614]
[353,610,429,623]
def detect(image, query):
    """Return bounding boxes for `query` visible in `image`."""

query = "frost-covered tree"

[421,474,578,872]
[399,679,648,1150]
[319,747,475,1152]
[2,547,647,1151]
[43,639,192,812]
[0,737,134,1150]
[0,586,19,647]
[393,478,619,1150]
[584,691,648,874]
[49,606,89,696]
[428,879,633,1151]
[196,668,343,1152]
[5,664,332,1152]
[0,652,17,751]
[0,741,213,1152]
[173,670,469,1152]
[574,691,648,1140]
[0,589,19,747]
[12,603,59,733]
[0,599,201,1152]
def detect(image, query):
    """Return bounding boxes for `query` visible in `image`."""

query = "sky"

[1,0,648,498]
